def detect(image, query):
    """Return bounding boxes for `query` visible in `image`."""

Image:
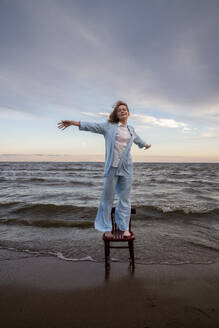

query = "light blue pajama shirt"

[79,121,147,231]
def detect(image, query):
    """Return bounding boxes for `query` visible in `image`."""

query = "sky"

[0,0,219,162]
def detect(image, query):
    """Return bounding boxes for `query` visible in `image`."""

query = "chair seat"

[103,230,135,241]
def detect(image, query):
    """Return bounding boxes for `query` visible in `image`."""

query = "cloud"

[81,110,190,131]
[200,132,219,139]
[0,0,219,122]
[0,106,39,120]
[81,112,102,118]
[82,111,109,118]
[131,114,189,130]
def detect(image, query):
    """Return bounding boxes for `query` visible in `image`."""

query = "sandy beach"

[0,249,219,328]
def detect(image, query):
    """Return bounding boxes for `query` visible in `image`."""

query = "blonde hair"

[108,100,130,123]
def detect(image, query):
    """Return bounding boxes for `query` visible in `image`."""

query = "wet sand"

[0,249,219,328]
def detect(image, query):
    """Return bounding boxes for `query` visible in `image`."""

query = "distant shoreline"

[0,160,219,163]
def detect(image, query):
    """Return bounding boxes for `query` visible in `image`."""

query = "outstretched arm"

[78,121,107,135]
[57,120,107,135]
[133,132,151,150]
[57,120,79,130]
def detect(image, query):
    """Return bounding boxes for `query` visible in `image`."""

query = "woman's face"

[117,105,129,121]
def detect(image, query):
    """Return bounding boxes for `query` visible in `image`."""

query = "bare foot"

[123,230,131,237]
[105,231,113,238]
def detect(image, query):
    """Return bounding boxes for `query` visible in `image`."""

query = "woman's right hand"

[57,120,73,130]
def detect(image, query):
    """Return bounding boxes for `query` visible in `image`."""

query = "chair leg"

[104,240,110,269]
[128,240,135,268]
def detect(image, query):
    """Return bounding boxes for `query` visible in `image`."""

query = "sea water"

[0,162,218,264]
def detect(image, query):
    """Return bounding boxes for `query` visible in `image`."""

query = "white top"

[112,122,131,167]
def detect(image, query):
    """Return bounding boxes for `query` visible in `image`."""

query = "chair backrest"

[111,207,136,233]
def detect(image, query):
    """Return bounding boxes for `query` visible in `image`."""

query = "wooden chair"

[102,207,136,269]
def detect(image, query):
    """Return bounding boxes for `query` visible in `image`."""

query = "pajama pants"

[94,166,133,232]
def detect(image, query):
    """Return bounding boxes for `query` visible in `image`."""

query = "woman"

[57,100,151,238]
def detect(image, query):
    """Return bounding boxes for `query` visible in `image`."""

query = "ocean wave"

[0,217,93,228]
[22,178,96,186]
[187,240,219,252]
[55,252,97,262]
[0,202,218,225]
[0,246,218,265]
[7,202,96,215]
[0,246,98,262]
[1,176,97,186]
[0,202,98,221]
[135,205,219,219]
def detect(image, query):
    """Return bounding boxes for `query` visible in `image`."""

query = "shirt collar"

[118,122,127,127]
